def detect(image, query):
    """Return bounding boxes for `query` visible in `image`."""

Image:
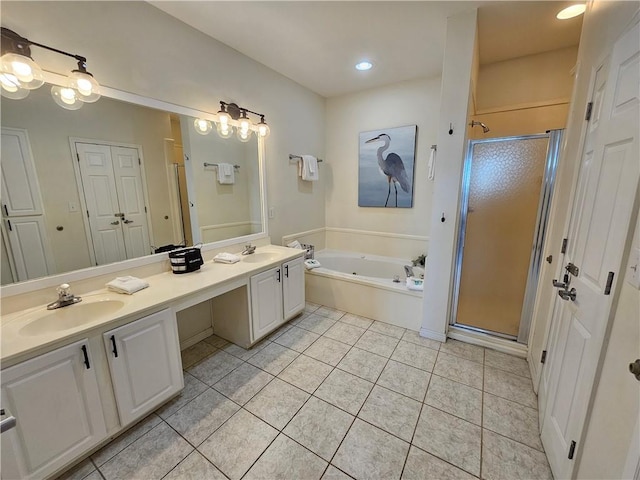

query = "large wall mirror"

[1,82,265,286]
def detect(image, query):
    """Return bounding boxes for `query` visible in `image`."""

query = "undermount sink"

[241,252,279,263]
[19,299,125,337]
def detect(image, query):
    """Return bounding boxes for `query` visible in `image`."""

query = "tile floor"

[59,303,553,480]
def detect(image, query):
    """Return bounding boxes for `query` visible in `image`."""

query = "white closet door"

[0,128,44,217]
[76,143,127,265]
[4,216,55,282]
[111,146,151,259]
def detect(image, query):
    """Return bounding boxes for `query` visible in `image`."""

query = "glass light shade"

[238,115,252,133]
[194,118,213,135]
[257,121,270,138]
[216,123,233,139]
[216,110,231,126]
[68,70,101,102]
[0,53,44,90]
[556,4,586,19]
[51,85,83,110]
[0,73,29,99]
[236,127,252,143]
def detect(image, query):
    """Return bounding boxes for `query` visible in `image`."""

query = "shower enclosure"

[451,130,563,343]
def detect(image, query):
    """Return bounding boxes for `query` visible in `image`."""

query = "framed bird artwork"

[358,125,417,208]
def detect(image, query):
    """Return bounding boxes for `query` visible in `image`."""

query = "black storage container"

[168,247,203,273]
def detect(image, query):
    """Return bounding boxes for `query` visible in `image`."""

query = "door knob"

[558,288,577,301]
[0,409,17,433]
[123,219,133,224]
[629,359,640,381]
[114,213,124,218]
[110,221,120,225]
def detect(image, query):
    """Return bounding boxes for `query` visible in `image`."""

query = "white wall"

[421,9,478,341]
[1,1,326,247]
[324,77,440,258]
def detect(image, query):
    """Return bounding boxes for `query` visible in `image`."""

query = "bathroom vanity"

[0,245,305,480]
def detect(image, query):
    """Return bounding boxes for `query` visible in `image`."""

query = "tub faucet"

[242,243,256,255]
[47,283,82,310]
[404,265,415,278]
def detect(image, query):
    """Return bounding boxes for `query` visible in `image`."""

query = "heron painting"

[358,125,417,208]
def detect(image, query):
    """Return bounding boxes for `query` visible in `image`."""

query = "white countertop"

[1,245,304,367]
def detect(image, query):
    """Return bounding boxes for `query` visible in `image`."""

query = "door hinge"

[561,238,568,254]
[585,102,593,121]
[566,263,580,277]
[568,440,577,459]
[138,158,141,165]
[144,206,147,213]
[87,210,90,218]
[76,153,80,162]
[6,219,12,231]
[604,271,615,295]
[541,350,547,364]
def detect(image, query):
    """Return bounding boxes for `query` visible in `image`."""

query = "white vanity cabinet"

[103,309,183,427]
[0,339,107,480]
[251,256,305,341]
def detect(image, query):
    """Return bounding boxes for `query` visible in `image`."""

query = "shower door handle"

[558,288,577,302]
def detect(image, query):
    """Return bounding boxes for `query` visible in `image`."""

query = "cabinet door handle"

[110,335,119,357]
[6,219,12,232]
[3,204,8,216]
[285,265,289,278]
[81,345,91,369]
[276,269,281,283]
[0,409,17,433]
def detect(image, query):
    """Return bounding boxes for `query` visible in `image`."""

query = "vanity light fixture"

[194,118,213,135]
[0,27,101,109]
[556,4,586,19]
[199,101,270,140]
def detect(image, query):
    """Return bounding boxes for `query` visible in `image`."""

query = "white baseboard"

[420,327,447,343]
[179,327,214,351]
[447,326,527,357]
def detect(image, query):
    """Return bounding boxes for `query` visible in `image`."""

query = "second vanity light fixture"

[194,101,270,142]
[0,27,101,110]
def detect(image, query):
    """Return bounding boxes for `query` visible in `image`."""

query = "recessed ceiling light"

[556,4,586,20]
[355,61,373,71]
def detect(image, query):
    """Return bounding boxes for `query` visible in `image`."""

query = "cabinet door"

[251,266,284,340]
[1,340,107,480]
[104,309,183,427]
[283,257,305,321]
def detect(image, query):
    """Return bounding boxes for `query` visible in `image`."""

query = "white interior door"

[541,20,639,479]
[76,143,127,265]
[111,146,151,258]
[3,216,56,282]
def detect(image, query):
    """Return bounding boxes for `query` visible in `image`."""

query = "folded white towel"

[287,240,303,249]
[406,277,424,291]
[301,155,318,181]
[213,252,241,264]
[106,276,149,295]
[217,163,235,184]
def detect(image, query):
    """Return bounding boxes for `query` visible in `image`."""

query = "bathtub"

[304,250,424,330]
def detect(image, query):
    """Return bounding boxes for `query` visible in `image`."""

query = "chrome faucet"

[404,265,415,278]
[242,243,256,255]
[47,283,82,310]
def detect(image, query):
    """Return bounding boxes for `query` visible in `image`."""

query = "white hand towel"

[106,276,149,295]
[428,147,436,181]
[217,163,235,184]
[213,252,241,264]
[287,240,303,249]
[301,155,318,181]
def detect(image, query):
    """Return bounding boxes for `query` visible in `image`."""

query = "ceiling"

[151,1,583,98]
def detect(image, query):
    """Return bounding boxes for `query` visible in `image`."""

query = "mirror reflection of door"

[455,135,550,339]
[75,142,152,265]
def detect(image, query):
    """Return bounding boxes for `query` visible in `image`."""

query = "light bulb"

[68,70,101,102]
[556,4,586,19]
[236,127,252,143]
[0,53,44,90]
[217,110,231,126]
[0,73,29,99]
[51,85,83,110]
[238,114,252,133]
[217,123,233,139]
[194,118,212,135]
[257,121,270,138]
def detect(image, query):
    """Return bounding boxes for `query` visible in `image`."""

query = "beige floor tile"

[482,429,552,480]
[377,360,431,402]
[278,354,333,393]
[187,350,244,386]
[483,393,543,451]
[164,451,226,480]
[245,378,309,429]
[273,325,320,352]
[203,335,229,349]
[484,349,531,378]
[322,465,353,479]
[337,347,388,382]
[413,405,481,477]
[284,396,354,461]
[323,322,366,346]
[244,434,327,479]
[222,339,269,361]
[92,414,163,466]
[358,385,421,442]
[401,446,477,480]
[401,330,442,351]
[340,313,374,329]
[332,419,409,480]
[391,341,438,372]
[181,342,217,369]
[439,339,484,364]
[369,321,406,339]
[247,342,299,375]
[484,366,537,409]
[314,369,373,415]
[432,352,483,389]
[425,375,482,425]
[304,336,352,366]
[354,330,400,357]
[156,373,208,419]
[198,409,278,479]
[212,363,273,405]
[296,313,338,334]
[315,306,346,321]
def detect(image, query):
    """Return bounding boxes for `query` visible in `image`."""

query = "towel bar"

[204,163,240,169]
[289,154,323,163]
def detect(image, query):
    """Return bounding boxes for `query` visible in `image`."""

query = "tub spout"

[404,265,415,278]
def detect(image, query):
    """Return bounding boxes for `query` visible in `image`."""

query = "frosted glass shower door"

[454,136,549,338]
